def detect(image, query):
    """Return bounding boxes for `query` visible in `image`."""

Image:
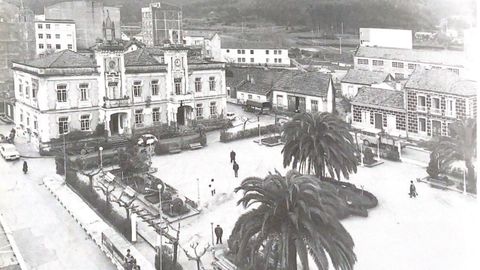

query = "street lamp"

[376,134,381,160]
[99,146,104,168]
[196,178,200,208]
[157,184,163,270]
[360,143,364,167]
[210,222,214,245]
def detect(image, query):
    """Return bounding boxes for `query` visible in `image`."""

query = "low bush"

[220,124,281,142]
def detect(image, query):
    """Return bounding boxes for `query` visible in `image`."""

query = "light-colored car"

[0,143,20,160]
[137,134,158,147]
[226,112,236,121]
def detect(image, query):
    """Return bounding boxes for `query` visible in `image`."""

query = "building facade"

[359,28,413,49]
[221,39,290,66]
[35,19,76,56]
[354,46,465,80]
[142,2,182,46]
[340,69,395,98]
[44,1,121,49]
[183,30,221,61]
[11,43,227,148]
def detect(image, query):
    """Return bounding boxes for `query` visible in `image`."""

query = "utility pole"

[338,37,342,54]
[157,184,163,270]
[341,21,344,35]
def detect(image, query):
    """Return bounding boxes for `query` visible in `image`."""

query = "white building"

[221,39,290,66]
[11,40,227,149]
[360,28,412,49]
[272,71,335,113]
[340,69,395,98]
[354,46,466,80]
[35,19,76,56]
[183,30,221,61]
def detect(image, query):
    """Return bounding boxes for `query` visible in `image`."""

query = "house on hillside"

[272,72,336,113]
[221,39,290,66]
[341,69,395,98]
[183,30,221,61]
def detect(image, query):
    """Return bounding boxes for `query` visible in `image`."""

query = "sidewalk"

[0,214,26,270]
[43,175,155,270]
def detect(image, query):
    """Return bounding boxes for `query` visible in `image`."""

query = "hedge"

[220,124,281,142]
[154,133,206,155]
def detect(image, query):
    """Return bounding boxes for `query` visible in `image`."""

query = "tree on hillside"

[282,112,357,180]
[229,170,356,270]
[435,119,476,193]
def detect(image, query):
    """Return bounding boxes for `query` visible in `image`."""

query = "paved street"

[0,154,115,270]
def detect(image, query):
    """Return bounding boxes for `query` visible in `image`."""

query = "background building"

[360,28,413,49]
[142,2,183,46]
[183,30,221,61]
[44,0,121,49]
[35,18,76,56]
[221,40,290,66]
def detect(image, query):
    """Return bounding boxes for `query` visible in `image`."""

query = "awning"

[246,100,271,109]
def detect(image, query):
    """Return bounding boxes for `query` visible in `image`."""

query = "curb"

[0,214,29,270]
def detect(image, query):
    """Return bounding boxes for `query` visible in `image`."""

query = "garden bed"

[260,135,283,147]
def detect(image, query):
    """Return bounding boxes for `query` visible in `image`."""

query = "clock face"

[109,60,116,69]
[174,59,181,67]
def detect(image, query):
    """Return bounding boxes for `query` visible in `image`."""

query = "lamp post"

[257,115,261,144]
[376,135,381,160]
[338,37,342,54]
[462,165,467,194]
[360,143,364,167]
[157,184,163,270]
[98,146,103,168]
[197,178,200,207]
[210,222,214,245]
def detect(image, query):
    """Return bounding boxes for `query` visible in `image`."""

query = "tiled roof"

[273,71,332,97]
[405,69,477,96]
[341,69,393,85]
[236,69,285,96]
[355,46,465,67]
[124,48,160,66]
[184,30,218,40]
[221,37,288,50]
[18,50,96,68]
[352,87,405,110]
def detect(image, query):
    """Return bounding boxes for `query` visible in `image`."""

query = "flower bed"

[220,124,281,142]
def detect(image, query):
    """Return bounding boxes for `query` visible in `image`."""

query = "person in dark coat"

[230,150,236,163]
[233,162,239,178]
[214,225,223,244]
[209,179,216,196]
[22,161,28,174]
[409,181,417,198]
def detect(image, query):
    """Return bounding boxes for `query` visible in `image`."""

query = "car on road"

[0,143,20,160]
[137,134,158,147]
[226,112,236,121]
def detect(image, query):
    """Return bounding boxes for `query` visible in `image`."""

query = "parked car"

[137,134,158,147]
[354,129,404,149]
[226,112,236,121]
[0,143,20,160]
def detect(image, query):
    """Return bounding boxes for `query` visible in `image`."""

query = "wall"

[352,104,407,137]
[221,48,290,66]
[35,21,76,56]
[272,90,326,113]
[236,91,268,104]
[360,28,412,49]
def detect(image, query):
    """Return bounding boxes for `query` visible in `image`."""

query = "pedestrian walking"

[22,161,28,174]
[209,179,216,196]
[409,181,418,198]
[233,161,239,178]
[214,224,223,244]
[125,249,135,266]
[230,150,236,163]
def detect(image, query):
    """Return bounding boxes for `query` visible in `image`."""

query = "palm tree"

[230,170,356,270]
[435,119,476,193]
[282,112,357,180]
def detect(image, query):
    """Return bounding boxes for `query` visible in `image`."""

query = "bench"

[124,186,137,197]
[189,143,203,150]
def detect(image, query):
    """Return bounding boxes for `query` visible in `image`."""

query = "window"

[32,80,38,99]
[248,94,253,99]
[209,77,216,91]
[408,63,416,69]
[392,62,404,68]
[242,58,246,62]
[79,83,88,101]
[67,44,73,50]
[55,34,60,39]
[18,82,23,96]
[357,58,369,65]
[133,81,142,97]
[431,97,441,115]
[209,102,217,116]
[237,49,241,54]
[394,73,404,80]
[25,86,29,98]
[151,80,159,95]
[372,60,384,66]
[196,103,203,118]
[46,34,51,39]
[274,50,277,55]
[418,118,426,132]
[431,66,441,70]
[195,78,202,92]
[80,115,90,131]
[278,50,282,55]
[237,57,242,62]
[276,95,283,106]
[20,110,23,123]
[26,113,30,126]
[34,117,38,130]
[266,50,269,54]
[152,108,160,122]
[266,58,269,63]
[37,24,43,29]
[56,84,67,102]
[39,44,44,49]
[311,100,318,112]
[448,68,459,75]
[445,98,456,117]
[38,34,43,39]
[278,58,282,64]
[417,95,426,112]
[58,117,69,135]
[274,58,278,63]
[135,109,143,124]
[250,58,254,63]
[47,44,52,49]
[174,78,182,94]
[250,50,254,54]
[45,24,50,29]
[242,49,245,54]
[56,44,61,49]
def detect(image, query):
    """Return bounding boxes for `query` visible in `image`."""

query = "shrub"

[427,153,440,179]
[220,124,281,142]
[171,198,184,213]
[363,147,376,164]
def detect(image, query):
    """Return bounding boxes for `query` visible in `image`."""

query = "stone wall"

[352,104,406,131]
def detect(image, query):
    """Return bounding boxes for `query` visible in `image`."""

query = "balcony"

[416,105,427,112]
[169,91,193,103]
[103,96,130,108]
[430,107,441,115]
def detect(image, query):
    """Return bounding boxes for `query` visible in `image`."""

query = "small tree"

[94,179,116,214]
[182,242,210,270]
[426,152,440,179]
[75,157,102,192]
[117,145,150,178]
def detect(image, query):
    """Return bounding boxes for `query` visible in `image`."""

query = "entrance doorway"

[432,120,442,137]
[176,106,192,126]
[374,113,383,130]
[287,95,306,112]
[109,113,127,135]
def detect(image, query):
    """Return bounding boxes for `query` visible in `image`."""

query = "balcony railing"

[103,96,130,108]
[430,107,441,115]
[416,105,427,112]
[169,91,193,102]
[445,110,456,118]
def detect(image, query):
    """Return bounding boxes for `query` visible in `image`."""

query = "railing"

[430,107,441,115]
[416,105,427,112]
[103,97,130,108]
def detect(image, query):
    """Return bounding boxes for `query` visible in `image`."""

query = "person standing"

[22,161,28,174]
[409,181,417,198]
[230,150,236,163]
[214,224,223,244]
[233,162,239,178]
[209,179,216,196]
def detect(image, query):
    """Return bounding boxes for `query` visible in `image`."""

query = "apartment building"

[183,30,221,61]
[221,39,290,66]
[35,19,76,56]
[142,2,182,46]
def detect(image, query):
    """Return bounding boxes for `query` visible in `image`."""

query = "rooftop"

[221,37,288,50]
[235,68,285,95]
[184,30,218,40]
[405,69,477,96]
[35,18,75,23]
[355,46,465,67]
[15,50,96,69]
[341,69,394,85]
[352,87,405,110]
[273,71,332,97]
[124,48,161,66]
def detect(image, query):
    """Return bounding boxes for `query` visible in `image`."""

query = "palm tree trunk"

[287,238,297,270]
